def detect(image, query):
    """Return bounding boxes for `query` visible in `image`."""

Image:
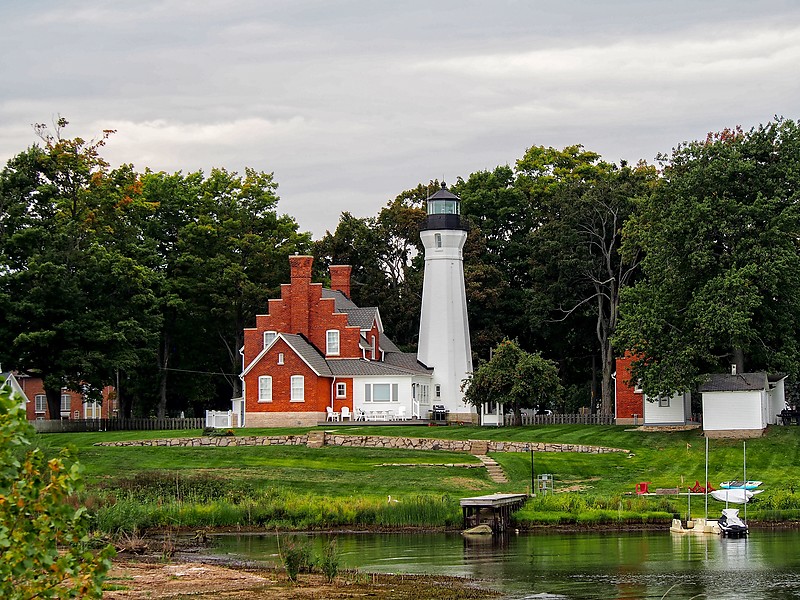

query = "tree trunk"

[156,333,170,419]
[732,347,745,374]
[44,384,62,421]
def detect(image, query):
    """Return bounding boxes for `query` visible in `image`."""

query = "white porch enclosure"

[206,410,240,428]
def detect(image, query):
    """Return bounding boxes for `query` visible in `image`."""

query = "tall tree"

[0,120,159,418]
[141,168,311,418]
[616,119,800,396]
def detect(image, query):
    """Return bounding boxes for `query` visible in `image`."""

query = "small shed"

[699,372,787,438]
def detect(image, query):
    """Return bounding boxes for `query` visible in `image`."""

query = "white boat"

[718,508,749,538]
[720,480,762,490]
[710,488,762,504]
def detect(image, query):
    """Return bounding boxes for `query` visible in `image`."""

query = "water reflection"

[211,529,800,600]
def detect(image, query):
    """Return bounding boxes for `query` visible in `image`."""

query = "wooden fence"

[32,417,204,433]
[511,413,615,426]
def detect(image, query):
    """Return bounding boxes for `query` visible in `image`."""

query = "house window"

[364,383,399,403]
[35,394,46,413]
[326,330,340,355]
[263,331,277,348]
[291,376,304,402]
[658,396,670,408]
[435,233,442,248]
[336,382,346,398]
[277,352,284,365]
[371,335,377,360]
[258,376,273,402]
[61,394,71,412]
[435,385,441,398]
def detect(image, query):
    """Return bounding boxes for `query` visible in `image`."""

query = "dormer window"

[263,331,277,348]
[326,330,340,355]
[371,335,377,360]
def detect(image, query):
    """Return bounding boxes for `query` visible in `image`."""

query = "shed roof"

[698,372,768,393]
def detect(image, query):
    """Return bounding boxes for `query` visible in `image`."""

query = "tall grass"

[513,493,675,527]
[92,485,461,534]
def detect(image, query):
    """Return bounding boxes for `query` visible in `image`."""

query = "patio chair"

[341,406,351,421]
[326,406,340,422]
[397,406,408,420]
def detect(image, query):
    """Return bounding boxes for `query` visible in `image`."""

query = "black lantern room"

[422,182,466,231]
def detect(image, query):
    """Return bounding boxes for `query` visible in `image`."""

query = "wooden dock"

[460,493,528,533]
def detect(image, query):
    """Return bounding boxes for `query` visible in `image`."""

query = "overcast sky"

[2,1,799,238]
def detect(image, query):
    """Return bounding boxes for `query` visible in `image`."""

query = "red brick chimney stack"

[329,265,352,299]
[288,255,314,337]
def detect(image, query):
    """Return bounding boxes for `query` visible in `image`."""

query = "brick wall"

[18,376,115,420]
[615,354,643,420]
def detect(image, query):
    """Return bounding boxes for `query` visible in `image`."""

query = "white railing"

[205,410,234,428]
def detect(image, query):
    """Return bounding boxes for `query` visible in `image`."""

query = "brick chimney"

[288,255,314,337]
[329,265,352,299]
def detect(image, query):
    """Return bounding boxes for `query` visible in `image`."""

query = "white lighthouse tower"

[417,182,473,421]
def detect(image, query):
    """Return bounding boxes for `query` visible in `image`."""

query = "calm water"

[210,529,800,599]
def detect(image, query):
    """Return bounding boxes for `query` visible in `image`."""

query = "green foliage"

[0,382,114,599]
[318,538,340,583]
[279,536,313,582]
[617,118,800,395]
[463,338,563,423]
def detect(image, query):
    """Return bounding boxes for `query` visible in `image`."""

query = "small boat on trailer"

[720,480,762,490]
[718,508,748,538]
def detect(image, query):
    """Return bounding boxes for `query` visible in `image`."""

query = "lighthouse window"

[435,233,442,248]
[435,385,441,398]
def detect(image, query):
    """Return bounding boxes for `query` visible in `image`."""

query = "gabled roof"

[321,288,358,310]
[343,307,380,330]
[321,288,382,332]
[699,373,768,393]
[328,355,431,377]
[242,333,332,377]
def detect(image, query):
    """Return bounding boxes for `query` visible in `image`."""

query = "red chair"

[635,482,651,495]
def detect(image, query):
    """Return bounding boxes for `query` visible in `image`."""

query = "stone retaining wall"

[95,433,627,454]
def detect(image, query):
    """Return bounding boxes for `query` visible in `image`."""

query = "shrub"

[318,538,340,583]
[0,382,115,599]
[280,536,313,582]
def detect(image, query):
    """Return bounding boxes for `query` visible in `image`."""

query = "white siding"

[702,391,763,431]
[353,375,413,414]
[643,392,689,425]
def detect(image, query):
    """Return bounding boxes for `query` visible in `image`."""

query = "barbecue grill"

[429,404,449,423]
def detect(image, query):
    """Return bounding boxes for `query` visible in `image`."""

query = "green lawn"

[36,424,800,531]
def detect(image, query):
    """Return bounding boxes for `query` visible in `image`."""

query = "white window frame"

[336,382,346,398]
[371,335,377,360]
[263,331,278,348]
[364,383,399,403]
[61,394,71,412]
[35,394,47,413]
[658,396,670,408]
[277,352,284,365]
[326,330,340,356]
[258,376,273,403]
[291,375,305,402]
[435,233,442,248]
[435,384,441,398]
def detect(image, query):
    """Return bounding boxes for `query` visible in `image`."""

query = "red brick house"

[1,371,116,420]
[239,255,433,427]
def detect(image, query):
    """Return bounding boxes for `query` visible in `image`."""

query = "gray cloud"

[2,1,799,237]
